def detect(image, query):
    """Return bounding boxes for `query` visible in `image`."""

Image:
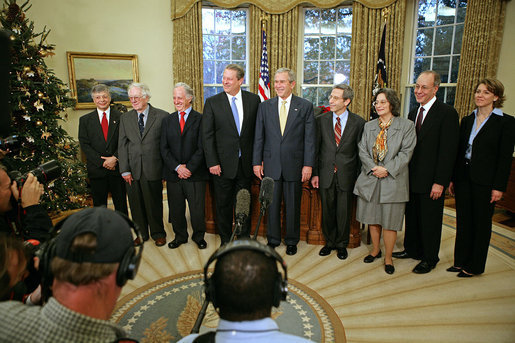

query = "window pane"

[335,61,350,84]
[336,35,351,59]
[453,24,463,54]
[304,37,320,60]
[320,9,337,35]
[232,36,246,60]
[215,10,231,34]
[232,11,246,34]
[445,86,456,106]
[450,55,460,82]
[320,61,334,84]
[413,57,431,81]
[433,56,450,82]
[416,28,434,56]
[317,87,332,105]
[304,9,320,34]
[216,62,229,84]
[202,9,215,34]
[204,61,215,84]
[436,0,456,26]
[302,87,317,105]
[320,36,335,60]
[337,8,352,33]
[304,61,319,84]
[418,0,437,27]
[204,86,217,100]
[203,35,216,60]
[216,36,230,59]
[457,0,467,23]
[434,26,453,55]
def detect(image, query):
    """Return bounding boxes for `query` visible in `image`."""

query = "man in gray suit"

[253,68,316,256]
[118,83,168,246]
[311,84,365,260]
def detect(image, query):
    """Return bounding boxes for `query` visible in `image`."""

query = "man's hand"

[177,164,192,179]
[311,176,319,188]
[372,166,388,178]
[491,190,503,203]
[253,165,263,180]
[448,182,455,196]
[430,183,444,200]
[301,166,312,183]
[209,165,221,176]
[122,173,133,186]
[11,173,44,208]
[101,156,117,170]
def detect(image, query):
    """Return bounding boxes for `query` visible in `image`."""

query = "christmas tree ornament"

[33,100,44,111]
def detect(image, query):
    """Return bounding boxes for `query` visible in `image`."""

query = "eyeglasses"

[129,96,144,101]
[373,100,389,106]
[328,95,344,101]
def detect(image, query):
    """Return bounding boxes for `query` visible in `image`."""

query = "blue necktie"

[138,113,144,136]
[231,96,240,135]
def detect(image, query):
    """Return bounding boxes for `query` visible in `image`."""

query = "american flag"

[258,29,270,102]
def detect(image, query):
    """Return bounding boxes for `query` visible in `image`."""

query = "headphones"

[203,239,288,309]
[38,209,143,300]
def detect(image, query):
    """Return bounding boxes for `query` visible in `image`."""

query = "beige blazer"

[353,117,416,203]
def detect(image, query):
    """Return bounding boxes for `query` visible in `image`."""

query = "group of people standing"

[78,66,514,278]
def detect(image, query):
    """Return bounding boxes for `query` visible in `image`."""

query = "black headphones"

[38,209,143,301]
[203,239,288,309]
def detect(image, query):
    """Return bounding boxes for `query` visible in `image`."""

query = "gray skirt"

[356,181,405,231]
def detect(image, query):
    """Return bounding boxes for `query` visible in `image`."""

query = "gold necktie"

[280,100,287,135]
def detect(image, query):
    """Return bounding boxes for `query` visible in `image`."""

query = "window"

[406,0,467,110]
[302,7,352,106]
[202,7,248,101]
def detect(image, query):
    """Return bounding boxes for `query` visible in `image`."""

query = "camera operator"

[0,165,52,242]
[0,207,140,342]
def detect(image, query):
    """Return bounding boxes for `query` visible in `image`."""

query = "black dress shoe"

[412,261,435,274]
[286,245,297,255]
[385,264,395,274]
[446,266,462,273]
[392,250,410,259]
[168,239,186,249]
[195,239,207,249]
[337,248,348,260]
[457,270,474,278]
[267,242,279,249]
[319,246,332,256]
[363,251,382,263]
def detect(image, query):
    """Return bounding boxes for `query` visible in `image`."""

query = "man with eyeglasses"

[78,84,128,215]
[311,84,365,260]
[118,83,169,247]
[392,70,459,274]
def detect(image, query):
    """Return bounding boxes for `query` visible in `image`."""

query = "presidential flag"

[258,29,270,102]
[370,22,387,120]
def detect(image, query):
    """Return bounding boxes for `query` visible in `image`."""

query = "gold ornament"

[23,66,31,72]
[34,100,44,111]
[41,131,51,140]
[37,92,44,98]
[36,120,43,126]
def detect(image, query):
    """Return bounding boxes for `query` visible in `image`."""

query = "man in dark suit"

[78,84,128,215]
[161,83,208,250]
[202,64,261,245]
[253,68,316,256]
[118,83,168,246]
[311,84,365,260]
[393,70,459,273]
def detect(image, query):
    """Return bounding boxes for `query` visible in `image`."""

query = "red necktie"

[334,117,342,172]
[101,112,108,141]
[180,112,186,134]
[415,107,424,133]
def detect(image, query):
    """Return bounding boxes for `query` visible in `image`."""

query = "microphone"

[259,177,274,210]
[230,189,251,241]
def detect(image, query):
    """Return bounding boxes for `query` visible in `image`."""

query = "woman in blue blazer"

[448,79,515,277]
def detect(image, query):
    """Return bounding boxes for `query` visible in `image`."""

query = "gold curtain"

[172,1,204,111]
[454,0,507,118]
[249,5,299,97]
[172,0,397,19]
[349,0,406,120]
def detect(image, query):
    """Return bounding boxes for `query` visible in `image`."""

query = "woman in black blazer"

[448,78,515,277]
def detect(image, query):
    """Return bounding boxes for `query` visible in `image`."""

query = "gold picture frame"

[66,52,139,109]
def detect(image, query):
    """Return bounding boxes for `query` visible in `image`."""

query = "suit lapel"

[170,111,182,136]
[283,95,299,138]
[240,91,250,137]
[417,101,440,141]
[323,112,337,149]
[106,110,119,146]
[182,110,197,136]
[141,105,156,139]
[89,112,106,143]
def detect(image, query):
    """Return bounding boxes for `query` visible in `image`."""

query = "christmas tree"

[1,0,88,213]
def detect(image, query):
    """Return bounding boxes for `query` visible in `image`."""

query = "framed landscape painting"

[66,52,139,109]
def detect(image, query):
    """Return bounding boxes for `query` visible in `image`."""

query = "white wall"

[28,0,174,139]
[498,0,515,115]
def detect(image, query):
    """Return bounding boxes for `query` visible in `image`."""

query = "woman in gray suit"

[354,89,416,274]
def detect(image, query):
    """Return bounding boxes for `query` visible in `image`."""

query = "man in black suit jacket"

[118,83,168,247]
[393,71,459,273]
[78,84,128,215]
[202,64,261,245]
[311,84,365,260]
[253,68,316,256]
[161,83,208,250]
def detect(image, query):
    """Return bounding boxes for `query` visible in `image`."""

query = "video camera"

[9,160,61,186]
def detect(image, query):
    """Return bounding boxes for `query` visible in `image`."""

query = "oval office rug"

[112,270,345,342]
